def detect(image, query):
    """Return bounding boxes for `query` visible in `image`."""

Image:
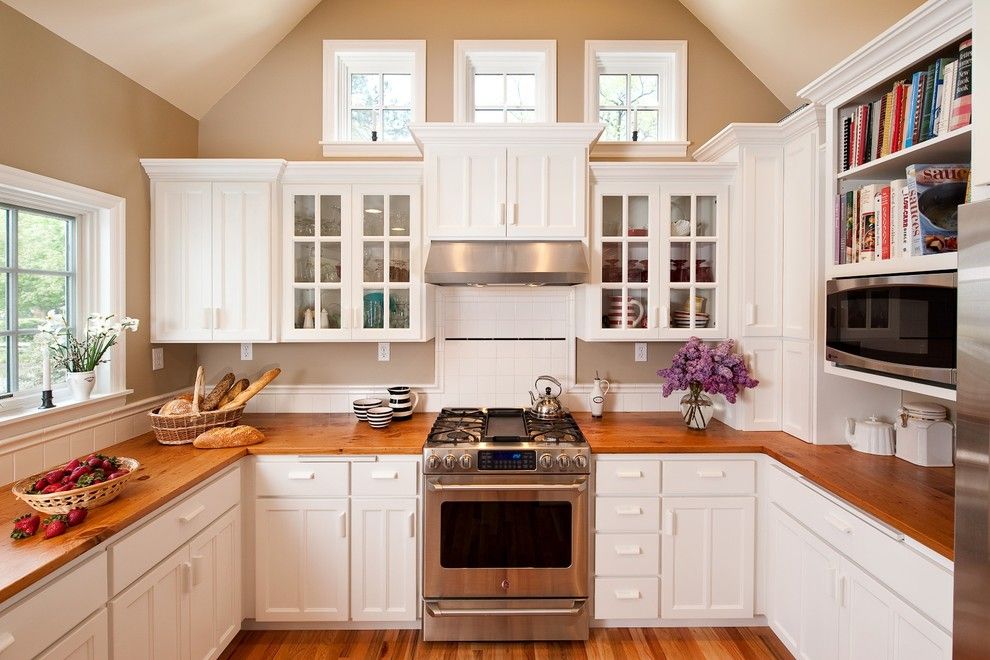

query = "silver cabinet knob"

[459,454,472,469]
[573,454,588,469]
[426,454,441,470]
[442,454,456,470]
[538,453,553,470]
[556,454,571,469]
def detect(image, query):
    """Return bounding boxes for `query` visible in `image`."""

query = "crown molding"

[140,158,286,181]
[410,122,604,149]
[692,104,826,163]
[282,161,423,184]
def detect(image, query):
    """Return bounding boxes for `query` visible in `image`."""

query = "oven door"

[423,474,588,599]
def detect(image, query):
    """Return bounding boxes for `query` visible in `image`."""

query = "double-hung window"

[454,40,556,123]
[0,204,75,395]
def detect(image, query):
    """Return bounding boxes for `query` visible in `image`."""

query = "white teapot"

[845,416,895,456]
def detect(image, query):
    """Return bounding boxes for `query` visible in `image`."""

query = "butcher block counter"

[0,412,953,606]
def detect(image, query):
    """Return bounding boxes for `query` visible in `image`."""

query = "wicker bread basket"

[149,406,245,445]
[12,457,141,514]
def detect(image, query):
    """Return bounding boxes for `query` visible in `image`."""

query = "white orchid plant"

[35,312,139,373]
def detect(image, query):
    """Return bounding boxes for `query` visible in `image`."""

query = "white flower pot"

[67,370,96,401]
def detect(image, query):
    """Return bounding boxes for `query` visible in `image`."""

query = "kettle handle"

[535,375,563,398]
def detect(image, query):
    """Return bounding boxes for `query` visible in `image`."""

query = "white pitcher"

[386,386,419,420]
[590,374,610,418]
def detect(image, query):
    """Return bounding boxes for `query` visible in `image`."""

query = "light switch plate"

[378,342,390,362]
[634,343,648,362]
[240,343,253,361]
[151,347,164,371]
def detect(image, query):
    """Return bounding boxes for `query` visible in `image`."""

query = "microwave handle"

[826,272,956,295]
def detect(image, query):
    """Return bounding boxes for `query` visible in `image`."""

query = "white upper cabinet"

[142,159,285,343]
[413,123,601,240]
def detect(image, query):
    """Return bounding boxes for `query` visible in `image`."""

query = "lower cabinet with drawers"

[592,455,757,622]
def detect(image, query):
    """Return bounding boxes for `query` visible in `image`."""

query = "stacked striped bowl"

[366,406,394,429]
[353,398,383,420]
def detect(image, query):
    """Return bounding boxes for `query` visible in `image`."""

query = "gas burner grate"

[427,407,486,444]
[525,411,586,444]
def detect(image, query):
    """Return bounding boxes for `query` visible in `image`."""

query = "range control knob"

[459,454,472,469]
[426,454,441,470]
[573,454,588,469]
[538,453,554,470]
[442,454,457,470]
[557,454,571,469]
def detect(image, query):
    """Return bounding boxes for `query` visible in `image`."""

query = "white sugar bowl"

[895,402,953,467]
[845,416,895,456]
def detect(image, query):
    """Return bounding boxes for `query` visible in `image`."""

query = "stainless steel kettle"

[529,375,567,420]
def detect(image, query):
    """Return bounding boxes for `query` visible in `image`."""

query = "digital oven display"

[478,450,536,470]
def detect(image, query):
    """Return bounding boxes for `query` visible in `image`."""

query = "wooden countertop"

[0,412,953,607]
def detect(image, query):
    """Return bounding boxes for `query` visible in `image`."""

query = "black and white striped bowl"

[353,398,384,420]
[366,406,394,428]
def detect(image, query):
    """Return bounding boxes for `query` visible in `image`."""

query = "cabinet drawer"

[595,533,659,577]
[351,460,418,497]
[595,460,661,495]
[768,465,953,631]
[110,467,240,595]
[256,460,349,497]
[0,554,107,660]
[662,460,756,495]
[596,497,660,532]
[594,577,659,620]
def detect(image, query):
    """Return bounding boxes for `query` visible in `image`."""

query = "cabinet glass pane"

[696,196,716,237]
[362,289,385,329]
[599,110,626,142]
[320,195,341,237]
[602,196,622,237]
[634,110,658,141]
[294,289,315,329]
[320,242,341,283]
[294,243,315,283]
[628,242,649,283]
[602,288,624,329]
[694,289,715,327]
[363,241,385,282]
[695,243,716,283]
[363,196,385,236]
[628,288,649,328]
[390,289,410,329]
[670,196,691,237]
[389,195,410,235]
[294,196,315,237]
[670,243,690,283]
[319,289,341,330]
[628,196,648,236]
[602,242,622,283]
[670,289,712,329]
[389,243,410,282]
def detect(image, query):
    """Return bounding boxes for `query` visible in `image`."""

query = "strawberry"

[10,513,41,539]
[57,484,75,492]
[101,459,114,472]
[45,469,66,485]
[66,508,88,527]
[41,483,62,494]
[66,458,81,471]
[108,469,129,480]
[69,466,91,482]
[43,515,69,539]
[30,478,48,494]
[87,457,102,469]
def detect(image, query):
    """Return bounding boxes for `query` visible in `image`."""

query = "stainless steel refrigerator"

[954,199,990,658]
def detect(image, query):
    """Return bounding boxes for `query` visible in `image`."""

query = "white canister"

[590,376,610,418]
[895,402,954,467]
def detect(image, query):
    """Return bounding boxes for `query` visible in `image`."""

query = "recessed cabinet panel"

[741,146,784,337]
[427,146,506,238]
[507,145,586,238]
[350,498,418,621]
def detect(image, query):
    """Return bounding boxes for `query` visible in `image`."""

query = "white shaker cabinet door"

[189,507,241,660]
[660,496,755,619]
[739,144,783,337]
[212,182,273,342]
[151,181,214,341]
[425,146,506,238]
[506,145,586,238]
[350,497,418,621]
[255,498,349,621]
[36,608,109,660]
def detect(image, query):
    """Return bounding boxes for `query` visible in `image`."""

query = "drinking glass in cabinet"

[696,196,716,237]
[695,243,716,283]
[389,243,410,282]
[602,242,622,282]
[294,196,315,237]
[627,242,649,283]
[363,289,385,329]
[294,243,315,283]
[320,289,341,329]
[363,242,385,282]
[390,289,410,329]
[670,196,691,237]
[320,195,341,236]
[320,242,341,283]
[602,196,622,237]
[294,289,315,329]
[670,243,690,283]
[389,195,410,235]
[363,195,385,236]
[628,196,649,236]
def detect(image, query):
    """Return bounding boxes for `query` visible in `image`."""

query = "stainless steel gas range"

[421,407,590,642]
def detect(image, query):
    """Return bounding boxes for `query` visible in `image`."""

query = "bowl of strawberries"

[11,453,140,514]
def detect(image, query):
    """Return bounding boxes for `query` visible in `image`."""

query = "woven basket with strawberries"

[12,454,140,515]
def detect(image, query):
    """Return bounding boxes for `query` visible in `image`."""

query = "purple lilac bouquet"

[657,337,758,403]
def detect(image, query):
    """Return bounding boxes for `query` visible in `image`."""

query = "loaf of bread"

[193,425,265,449]
[201,372,235,411]
[192,366,205,413]
[218,379,248,408]
[159,398,194,416]
[220,368,281,410]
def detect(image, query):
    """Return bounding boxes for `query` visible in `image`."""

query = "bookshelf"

[837,124,970,182]
[827,251,955,279]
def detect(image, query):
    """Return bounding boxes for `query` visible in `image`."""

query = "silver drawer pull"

[425,602,583,617]
[0,632,15,653]
[288,471,316,480]
[615,470,643,478]
[614,545,642,556]
[178,504,205,523]
[615,506,643,516]
[371,471,399,480]
[614,590,641,600]
[825,512,853,534]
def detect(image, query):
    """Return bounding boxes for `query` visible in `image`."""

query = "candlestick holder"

[39,389,55,410]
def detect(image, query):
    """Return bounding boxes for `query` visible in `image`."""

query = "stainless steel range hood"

[424,241,588,286]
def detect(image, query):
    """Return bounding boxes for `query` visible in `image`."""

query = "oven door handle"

[426,480,587,493]
[424,602,585,617]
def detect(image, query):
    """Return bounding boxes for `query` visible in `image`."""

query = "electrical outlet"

[151,347,164,371]
[240,343,253,361]
[634,343,648,362]
[377,342,390,362]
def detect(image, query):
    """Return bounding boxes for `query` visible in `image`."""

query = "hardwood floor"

[221,627,793,659]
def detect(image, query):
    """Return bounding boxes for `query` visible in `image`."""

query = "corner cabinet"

[413,123,602,239]
[141,159,285,343]
[579,164,733,341]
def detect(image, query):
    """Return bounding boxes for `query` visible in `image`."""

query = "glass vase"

[679,389,713,430]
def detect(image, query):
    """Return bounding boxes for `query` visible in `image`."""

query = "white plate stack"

[670,309,709,328]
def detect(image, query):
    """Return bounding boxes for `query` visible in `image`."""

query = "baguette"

[193,425,265,449]
[218,379,248,408]
[220,368,281,410]
[191,366,205,413]
[201,372,235,411]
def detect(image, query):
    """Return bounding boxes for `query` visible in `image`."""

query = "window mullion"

[8,209,17,393]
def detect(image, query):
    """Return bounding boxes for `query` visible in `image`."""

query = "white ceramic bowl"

[353,398,384,419]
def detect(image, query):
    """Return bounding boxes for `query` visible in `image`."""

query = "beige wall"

[576,339,679,385]
[0,3,199,401]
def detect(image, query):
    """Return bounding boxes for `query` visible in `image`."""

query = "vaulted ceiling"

[1,0,924,118]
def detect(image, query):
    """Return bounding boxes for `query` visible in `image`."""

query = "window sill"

[591,140,690,159]
[320,141,423,158]
[0,389,132,442]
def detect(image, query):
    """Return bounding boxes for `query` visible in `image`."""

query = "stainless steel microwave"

[825,272,957,387]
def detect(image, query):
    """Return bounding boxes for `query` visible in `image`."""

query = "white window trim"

[0,164,130,420]
[321,39,426,158]
[584,40,689,158]
[453,40,557,123]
